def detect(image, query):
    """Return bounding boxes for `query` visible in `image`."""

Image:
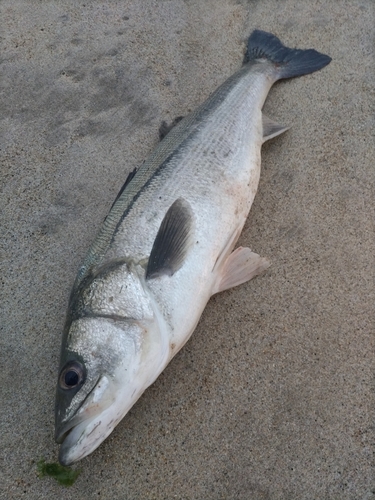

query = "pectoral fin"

[146,198,194,279]
[212,247,270,294]
[262,114,289,142]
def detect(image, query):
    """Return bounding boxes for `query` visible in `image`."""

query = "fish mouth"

[56,423,73,446]
[55,375,103,444]
[58,413,104,465]
[55,375,117,465]
[58,401,122,466]
[55,413,95,445]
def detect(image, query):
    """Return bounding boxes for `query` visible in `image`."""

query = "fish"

[55,30,331,465]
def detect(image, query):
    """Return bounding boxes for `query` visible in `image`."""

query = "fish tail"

[244,30,331,79]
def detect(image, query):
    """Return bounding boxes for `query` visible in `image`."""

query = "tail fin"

[244,30,331,79]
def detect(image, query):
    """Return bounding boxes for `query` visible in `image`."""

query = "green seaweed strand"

[37,458,81,487]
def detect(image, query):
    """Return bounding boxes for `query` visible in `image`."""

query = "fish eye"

[59,361,85,390]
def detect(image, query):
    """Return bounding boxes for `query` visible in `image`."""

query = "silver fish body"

[55,30,331,465]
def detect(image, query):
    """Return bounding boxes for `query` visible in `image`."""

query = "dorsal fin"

[158,116,184,141]
[109,167,137,210]
[146,198,194,279]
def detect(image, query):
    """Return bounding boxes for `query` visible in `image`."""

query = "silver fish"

[55,30,331,465]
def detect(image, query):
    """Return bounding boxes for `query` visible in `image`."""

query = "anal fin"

[212,247,270,295]
[262,114,289,143]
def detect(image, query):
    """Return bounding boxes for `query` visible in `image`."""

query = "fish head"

[55,315,159,465]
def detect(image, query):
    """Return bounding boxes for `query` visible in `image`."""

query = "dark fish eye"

[59,361,85,390]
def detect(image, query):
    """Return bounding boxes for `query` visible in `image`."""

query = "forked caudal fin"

[244,29,331,80]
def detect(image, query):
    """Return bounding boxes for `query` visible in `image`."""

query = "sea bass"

[55,30,331,465]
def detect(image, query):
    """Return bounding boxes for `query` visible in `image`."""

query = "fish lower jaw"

[57,381,152,465]
[58,413,102,465]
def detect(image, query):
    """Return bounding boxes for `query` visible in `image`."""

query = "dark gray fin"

[159,116,184,141]
[244,29,331,79]
[110,167,137,210]
[146,198,194,279]
[262,114,289,143]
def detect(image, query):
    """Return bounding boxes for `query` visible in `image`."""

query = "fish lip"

[58,412,101,466]
[55,424,73,445]
[55,375,102,444]
[59,414,101,466]
[55,409,101,446]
